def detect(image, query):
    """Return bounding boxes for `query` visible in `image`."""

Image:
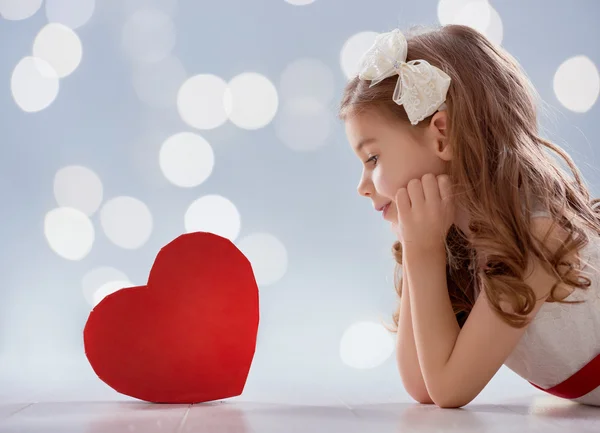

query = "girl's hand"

[395,173,455,251]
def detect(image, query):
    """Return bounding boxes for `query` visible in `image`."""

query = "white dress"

[503,209,600,406]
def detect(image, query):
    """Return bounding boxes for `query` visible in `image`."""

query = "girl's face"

[345,109,451,224]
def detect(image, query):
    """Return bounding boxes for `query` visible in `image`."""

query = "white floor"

[1,386,599,432]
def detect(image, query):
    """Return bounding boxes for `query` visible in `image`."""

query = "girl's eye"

[366,155,379,165]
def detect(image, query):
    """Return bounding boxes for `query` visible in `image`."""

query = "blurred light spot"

[448,0,503,45]
[132,55,187,108]
[437,0,489,25]
[82,267,132,306]
[100,196,153,249]
[122,8,175,63]
[93,281,135,307]
[159,132,214,188]
[33,23,82,78]
[11,56,59,112]
[284,0,316,5]
[280,58,335,104]
[340,321,395,369]
[53,165,103,216]
[177,74,229,129]
[225,72,278,130]
[44,207,95,260]
[275,97,331,151]
[340,31,379,79]
[45,0,95,29]
[125,0,178,16]
[554,56,599,113]
[0,0,43,20]
[237,233,288,286]
[482,4,503,46]
[184,195,241,242]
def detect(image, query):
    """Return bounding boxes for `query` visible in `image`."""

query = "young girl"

[339,25,600,408]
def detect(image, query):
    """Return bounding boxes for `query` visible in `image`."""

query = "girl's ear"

[429,110,452,161]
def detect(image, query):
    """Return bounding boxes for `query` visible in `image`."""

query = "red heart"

[83,232,260,404]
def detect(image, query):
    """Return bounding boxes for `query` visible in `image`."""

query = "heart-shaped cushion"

[83,232,260,404]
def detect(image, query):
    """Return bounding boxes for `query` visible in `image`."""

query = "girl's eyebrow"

[355,137,377,152]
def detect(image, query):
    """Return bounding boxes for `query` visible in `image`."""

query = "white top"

[502,210,600,406]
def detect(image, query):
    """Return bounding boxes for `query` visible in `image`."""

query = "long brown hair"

[339,24,600,330]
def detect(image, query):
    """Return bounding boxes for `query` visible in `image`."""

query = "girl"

[339,25,600,408]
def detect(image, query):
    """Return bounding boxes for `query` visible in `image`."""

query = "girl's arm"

[405,217,564,408]
[396,265,434,404]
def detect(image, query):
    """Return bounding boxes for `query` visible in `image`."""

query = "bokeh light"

[122,8,176,63]
[0,0,43,21]
[438,0,489,25]
[236,233,289,286]
[184,195,241,242]
[53,165,103,216]
[177,74,229,130]
[339,321,395,369]
[280,58,335,105]
[340,31,379,79]
[275,97,332,151]
[284,0,316,5]
[225,72,279,130]
[11,56,59,112]
[124,0,178,16]
[45,0,95,29]
[82,267,132,307]
[131,55,187,108]
[554,55,600,113]
[159,132,215,188]
[33,23,83,78]
[44,207,95,260]
[100,196,153,249]
[93,281,135,307]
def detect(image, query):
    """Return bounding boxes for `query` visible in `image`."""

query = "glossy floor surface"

[1,384,599,433]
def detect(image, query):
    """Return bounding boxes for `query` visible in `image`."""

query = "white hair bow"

[357,29,451,125]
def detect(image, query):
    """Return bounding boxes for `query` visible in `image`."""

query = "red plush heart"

[83,232,260,404]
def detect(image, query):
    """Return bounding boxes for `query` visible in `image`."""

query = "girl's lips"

[382,203,391,217]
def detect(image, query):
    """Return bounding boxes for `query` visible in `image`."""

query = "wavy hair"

[339,24,600,330]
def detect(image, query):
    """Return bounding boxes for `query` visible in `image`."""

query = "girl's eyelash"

[366,155,378,164]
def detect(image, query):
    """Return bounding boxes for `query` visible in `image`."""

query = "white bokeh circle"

[554,55,600,113]
[225,72,279,130]
[33,23,82,78]
[159,132,215,187]
[437,0,489,25]
[236,233,288,286]
[124,0,178,16]
[53,165,103,216]
[44,207,95,260]
[122,8,176,63]
[100,196,153,249]
[11,56,59,113]
[340,31,379,79]
[275,97,331,151]
[82,266,132,307]
[45,0,95,29]
[340,321,395,369]
[184,195,241,242]
[177,74,229,130]
[0,0,43,20]
[284,0,316,5]
[93,281,135,307]
[132,55,187,108]
[280,58,335,105]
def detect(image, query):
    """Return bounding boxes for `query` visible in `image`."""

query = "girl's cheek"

[373,170,394,198]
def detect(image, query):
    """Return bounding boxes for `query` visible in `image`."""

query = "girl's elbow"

[411,393,435,405]
[432,395,472,409]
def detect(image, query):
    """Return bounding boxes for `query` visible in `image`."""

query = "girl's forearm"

[404,244,460,398]
[397,267,433,403]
